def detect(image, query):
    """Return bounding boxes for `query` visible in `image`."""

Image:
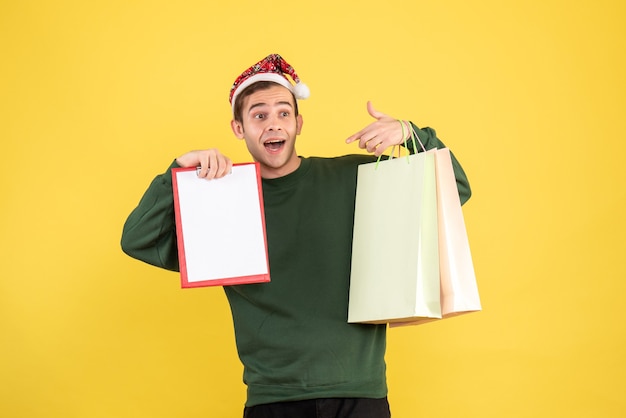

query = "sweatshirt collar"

[261,157,311,189]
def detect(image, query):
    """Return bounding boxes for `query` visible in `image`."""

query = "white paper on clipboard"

[172,162,270,288]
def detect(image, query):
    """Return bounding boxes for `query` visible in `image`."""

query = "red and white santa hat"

[229,53,310,113]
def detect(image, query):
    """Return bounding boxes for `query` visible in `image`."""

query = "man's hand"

[345,101,410,157]
[176,149,233,180]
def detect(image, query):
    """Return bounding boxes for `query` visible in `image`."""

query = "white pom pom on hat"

[229,54,309,113]
[292,80,310,100]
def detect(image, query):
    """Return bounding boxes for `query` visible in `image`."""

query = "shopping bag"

[348,150,441,324]
[391,146,481,327]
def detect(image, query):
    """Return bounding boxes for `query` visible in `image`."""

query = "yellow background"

[1,0,625,417]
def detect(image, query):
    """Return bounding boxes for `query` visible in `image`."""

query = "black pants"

[243,397,391,418]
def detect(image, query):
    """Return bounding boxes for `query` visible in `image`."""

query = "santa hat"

[229,53,310,113]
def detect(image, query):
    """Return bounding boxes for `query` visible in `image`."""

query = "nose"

[266,114,282,131]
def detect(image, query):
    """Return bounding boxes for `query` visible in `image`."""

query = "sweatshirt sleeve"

[120,160,181,272]
[405,123,472,206]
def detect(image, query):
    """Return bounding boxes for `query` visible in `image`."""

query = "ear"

[296,114,304,135]
[231,119,245,139]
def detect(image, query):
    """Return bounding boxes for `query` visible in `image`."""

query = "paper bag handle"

[375,121,426,168]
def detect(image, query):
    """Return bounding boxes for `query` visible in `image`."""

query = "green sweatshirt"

[121,125,471,407]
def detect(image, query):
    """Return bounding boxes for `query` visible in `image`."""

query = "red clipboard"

[172,162,270,288]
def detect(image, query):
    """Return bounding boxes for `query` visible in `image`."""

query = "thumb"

[367,101,387,120]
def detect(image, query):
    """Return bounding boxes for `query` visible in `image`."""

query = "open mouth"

[264,139,285,152]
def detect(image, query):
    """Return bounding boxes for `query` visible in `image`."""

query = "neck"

[260,156,302,179]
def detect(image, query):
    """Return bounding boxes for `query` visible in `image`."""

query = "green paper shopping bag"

[348,149,441,324]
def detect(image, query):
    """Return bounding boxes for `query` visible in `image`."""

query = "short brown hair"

[233,81,299,123]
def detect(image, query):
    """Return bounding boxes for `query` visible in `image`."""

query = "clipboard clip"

[195,166,233,176]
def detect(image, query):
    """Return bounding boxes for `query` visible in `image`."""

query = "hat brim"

[230,73,294,114]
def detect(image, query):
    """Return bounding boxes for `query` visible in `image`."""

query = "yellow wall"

[1,0,624,417]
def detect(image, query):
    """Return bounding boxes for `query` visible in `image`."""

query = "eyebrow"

[247,100,294,113]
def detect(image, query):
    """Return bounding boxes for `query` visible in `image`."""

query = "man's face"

[231,84,303,179]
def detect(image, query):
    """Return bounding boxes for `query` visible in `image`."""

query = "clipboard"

[172,162,270,288]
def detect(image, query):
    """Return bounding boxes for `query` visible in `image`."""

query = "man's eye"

[254,113,266,119]
[280,111,289,117]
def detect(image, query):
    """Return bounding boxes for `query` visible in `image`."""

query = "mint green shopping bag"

[348,149,441,324]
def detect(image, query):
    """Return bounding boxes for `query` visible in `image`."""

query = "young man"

[121,54,471,418]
